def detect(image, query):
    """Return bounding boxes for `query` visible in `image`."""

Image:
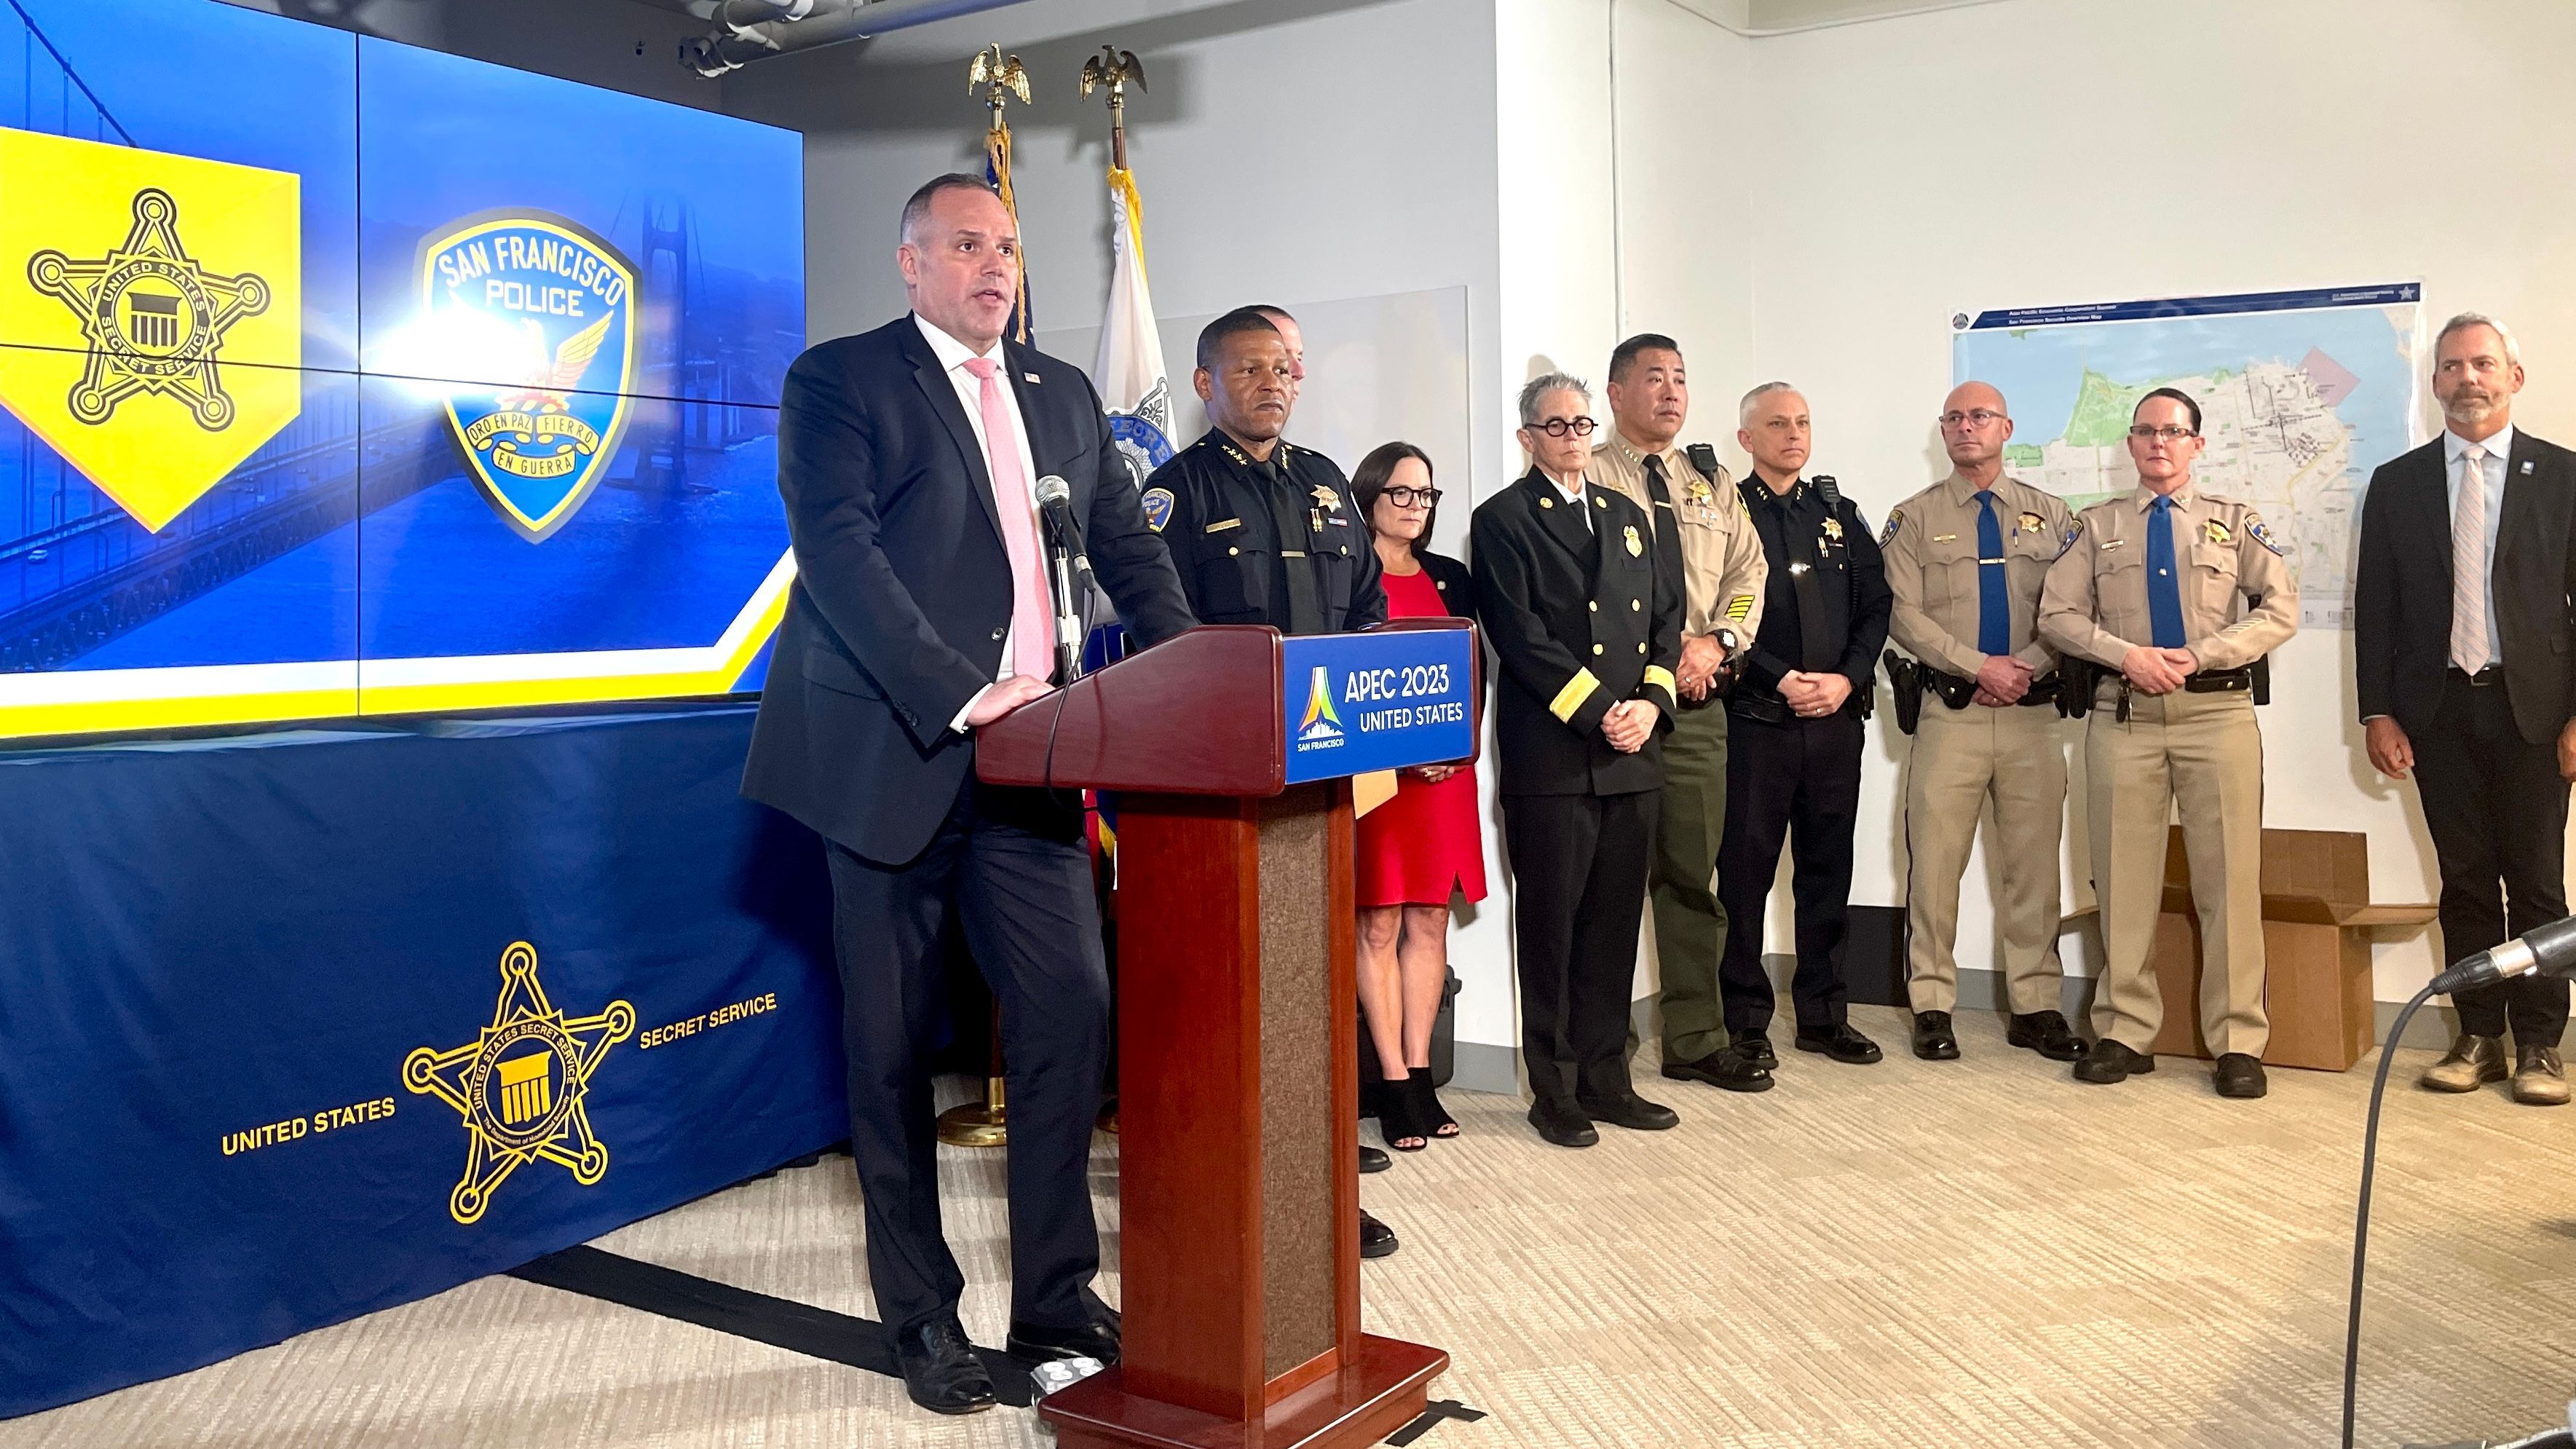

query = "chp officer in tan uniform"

[1590,333,1772,1093]
[1881,382,2082,1065]
[2039,387,2297,1099]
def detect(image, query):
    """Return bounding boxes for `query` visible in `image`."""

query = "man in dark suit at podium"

[2356,312,2576,1107]
[741,173,1193,1416]
[1474,371,1685,1148]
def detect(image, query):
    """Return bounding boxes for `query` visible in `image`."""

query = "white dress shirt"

[2446,423,2513,671]
[913,313,1046,730]
[1544,467,1592,529]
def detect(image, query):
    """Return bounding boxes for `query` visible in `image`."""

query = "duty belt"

[1925,668,2062,708]
[2182,666,2256,693]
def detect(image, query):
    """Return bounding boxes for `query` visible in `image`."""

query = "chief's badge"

[420,213,636,542]
[1822,516,1844,543]
[404,941,633,1225]
[2205,518,2233,546]
[1688,478,1715,505]
[1624,524,1644,558]
[1311,483,1341,511]
[1140,486,1174,533]
[1879,508,1903,545]
[0,131,301,532]
[2245,513,2285,556]
[2018,510,2046,534]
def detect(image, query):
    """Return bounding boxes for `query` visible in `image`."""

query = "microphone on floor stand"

[1033,475,1093,687]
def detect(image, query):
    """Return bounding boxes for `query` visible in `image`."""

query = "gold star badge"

[28,187,270,430]
[1311,483,1342,511]
[404,942,633,1225]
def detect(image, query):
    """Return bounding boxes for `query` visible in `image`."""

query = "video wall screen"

[0,0,804,740]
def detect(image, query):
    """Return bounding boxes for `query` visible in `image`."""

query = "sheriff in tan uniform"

[1881,387,2082,1064]
[1592,333,1771,1090]
[2038,387,2298,1098]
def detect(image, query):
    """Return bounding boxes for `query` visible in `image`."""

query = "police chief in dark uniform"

[1139,306,1394,1253]
[1717,381,1893,1071]
[1474,371,1685,1149]
[1139,308,1383,636]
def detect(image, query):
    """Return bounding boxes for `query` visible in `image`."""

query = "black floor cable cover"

[508,1245,1036,1407]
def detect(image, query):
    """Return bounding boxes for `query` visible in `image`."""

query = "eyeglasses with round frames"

[1526,416,1597,438]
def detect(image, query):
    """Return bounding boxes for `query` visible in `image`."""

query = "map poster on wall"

[1952,283,2426,630]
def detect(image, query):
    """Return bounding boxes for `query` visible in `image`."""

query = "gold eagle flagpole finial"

[968,42,1031,135]
[1079,44,1146,170]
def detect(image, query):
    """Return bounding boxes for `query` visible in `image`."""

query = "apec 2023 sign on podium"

[1279,630,1474,784]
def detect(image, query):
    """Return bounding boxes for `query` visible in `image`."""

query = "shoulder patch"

[1141,487,1174,533]
[2245,512,2285,556]
[1879,507,1903,545]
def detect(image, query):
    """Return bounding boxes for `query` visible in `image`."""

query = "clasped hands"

[1674,634,1734,702]
[1971,655,2034,708]
[1778,670,1851,719]
[1600,698,1662,753]
[2119,645,2200,696]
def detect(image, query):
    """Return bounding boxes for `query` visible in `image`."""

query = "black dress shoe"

[1006,1312,1121,1365]
[1794,1023,1884,1065]
[1527,1099,1598,1148]
[1359,1209,1399,1258]
[1576,1091,1680,1130]
[1359,1144,1391,1174]
[2007,1009,2085,1062]
[2073,1038,2155,1084]
[1731,1031,1779,1070]
[896,1319,997,1416]
[1911,1011,1960,1061]
[2213,1052,2267,1099]
[1661,1047,1774,1092]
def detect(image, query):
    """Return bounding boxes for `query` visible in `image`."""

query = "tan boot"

[2419,1033,2506,1092]
[2513,1045,2569,1106]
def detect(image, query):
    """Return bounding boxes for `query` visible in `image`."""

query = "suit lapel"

[1523,470,1598,570]
[902,324,1006,548]
[2414,441,2456,585]
[1004,341,1071,504]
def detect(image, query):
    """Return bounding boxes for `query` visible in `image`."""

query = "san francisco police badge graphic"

[419,213,636,542]
[405,941,633,1225]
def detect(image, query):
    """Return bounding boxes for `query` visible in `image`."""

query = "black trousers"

[825,775,1109,1341]
[1717,706,1864,1034]
[2412,674,2572,1046]
[1503,789,1656,1105]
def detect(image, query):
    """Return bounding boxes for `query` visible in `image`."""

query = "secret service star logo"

[27,186,269,430]
[404,942,633,1225]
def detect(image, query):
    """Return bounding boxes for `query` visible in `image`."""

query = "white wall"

[1742,0,2576,1000]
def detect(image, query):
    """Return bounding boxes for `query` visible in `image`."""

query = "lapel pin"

[1024,372,1040,384]
[2523,460,2535,475]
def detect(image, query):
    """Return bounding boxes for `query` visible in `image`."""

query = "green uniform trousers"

[1651,700,1731,1062]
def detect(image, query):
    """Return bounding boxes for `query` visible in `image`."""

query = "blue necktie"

[1974,492,2010,656]
[2146,495,2186,648]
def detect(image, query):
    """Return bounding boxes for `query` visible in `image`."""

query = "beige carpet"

[10,1004,2576,1448]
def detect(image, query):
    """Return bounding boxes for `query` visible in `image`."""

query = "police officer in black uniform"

[1139,307,1393,1254]
[1717,382,1893,1072]
[1474,371,1685,1149]
[1139,308,1383,636]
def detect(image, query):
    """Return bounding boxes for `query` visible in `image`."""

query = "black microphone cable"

[2340,976,2442,1449]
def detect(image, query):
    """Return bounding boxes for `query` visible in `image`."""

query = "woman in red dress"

[1350,442,1488,1150]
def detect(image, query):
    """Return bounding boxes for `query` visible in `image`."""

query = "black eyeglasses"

[1382,486,1443,508]
[1527,416,1597,438]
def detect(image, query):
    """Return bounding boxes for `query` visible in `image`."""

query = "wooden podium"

[979,623,1466,1449]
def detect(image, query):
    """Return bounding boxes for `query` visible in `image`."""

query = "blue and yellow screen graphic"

[0,0,805,738]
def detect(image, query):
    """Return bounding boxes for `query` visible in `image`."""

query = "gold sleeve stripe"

[1549,669,1601,722]
[1725,595,1755,621]
[1642,666,1677,696]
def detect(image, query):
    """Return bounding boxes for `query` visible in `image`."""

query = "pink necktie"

[961,355,1054,682]
[2451,444,2487,671]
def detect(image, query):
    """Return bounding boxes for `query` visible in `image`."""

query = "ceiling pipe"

[681,0,1036,77]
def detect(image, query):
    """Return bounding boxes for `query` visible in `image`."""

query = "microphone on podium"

[1032,475,1096,597]
[2425,914,2576,995]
